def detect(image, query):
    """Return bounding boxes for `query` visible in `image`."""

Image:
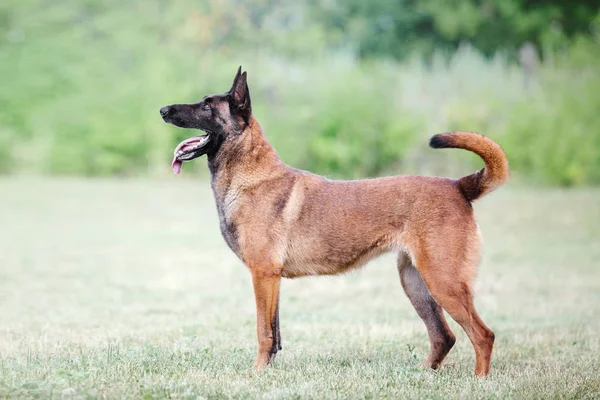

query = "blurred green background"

[1,0,599,185]
[2,3,600,397]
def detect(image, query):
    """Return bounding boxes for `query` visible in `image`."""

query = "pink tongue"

[171,135,208,175]
[171,159,183,175]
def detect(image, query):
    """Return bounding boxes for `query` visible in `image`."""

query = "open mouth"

[171,133,211,175]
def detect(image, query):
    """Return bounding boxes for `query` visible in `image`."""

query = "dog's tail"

[429,131,509,202]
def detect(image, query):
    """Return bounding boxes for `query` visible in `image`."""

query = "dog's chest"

[212,185,243,257]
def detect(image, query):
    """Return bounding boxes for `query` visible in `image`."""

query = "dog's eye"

[202,103,211,111]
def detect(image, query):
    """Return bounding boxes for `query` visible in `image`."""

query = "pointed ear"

[229,66,242,93]
[231,70,251,114]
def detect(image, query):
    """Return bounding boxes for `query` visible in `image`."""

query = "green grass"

[1,178,599,399]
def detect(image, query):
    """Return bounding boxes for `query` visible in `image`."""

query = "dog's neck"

[207,116,289,194]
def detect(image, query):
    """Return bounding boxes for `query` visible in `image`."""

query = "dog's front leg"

[250,265,282,370]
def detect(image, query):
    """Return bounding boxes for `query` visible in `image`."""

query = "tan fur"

[214,118,508,376]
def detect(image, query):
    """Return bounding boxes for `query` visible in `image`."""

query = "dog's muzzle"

[159,106,172,118]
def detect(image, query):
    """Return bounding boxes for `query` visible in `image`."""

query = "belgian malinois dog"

[160,66,509,376]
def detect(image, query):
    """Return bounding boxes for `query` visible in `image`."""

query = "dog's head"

[160,66,252,174]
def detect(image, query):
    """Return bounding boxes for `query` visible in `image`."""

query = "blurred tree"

[311,0,600,60]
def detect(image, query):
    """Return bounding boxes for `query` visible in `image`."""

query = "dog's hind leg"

[413,243,495,376]
[398,253,456,370]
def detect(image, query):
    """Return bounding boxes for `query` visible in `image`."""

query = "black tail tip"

[429,134,452,149]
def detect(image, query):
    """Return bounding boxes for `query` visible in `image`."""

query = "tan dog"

[160,66,509,376]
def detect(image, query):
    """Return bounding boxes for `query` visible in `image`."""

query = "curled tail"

[429,131,509,202]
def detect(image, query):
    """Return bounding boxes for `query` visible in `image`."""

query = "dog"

[160,66,509,376]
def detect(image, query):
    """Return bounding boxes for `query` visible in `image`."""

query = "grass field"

[1,178,599,399]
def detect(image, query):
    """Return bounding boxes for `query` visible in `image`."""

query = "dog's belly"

[281,232,396,278]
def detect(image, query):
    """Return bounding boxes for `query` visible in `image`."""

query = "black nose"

[160,106,171,117]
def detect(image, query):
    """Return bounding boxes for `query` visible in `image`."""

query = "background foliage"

[1,0,599,185]
[314,0,600,60]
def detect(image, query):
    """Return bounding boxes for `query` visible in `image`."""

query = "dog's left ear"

[230,67,251,118]
[230,66,242,91]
